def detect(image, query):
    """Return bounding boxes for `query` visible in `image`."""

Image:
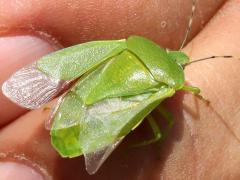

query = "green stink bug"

[2,0,236,175]
[3,35,197,174]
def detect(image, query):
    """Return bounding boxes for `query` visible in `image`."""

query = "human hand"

[1,0,240,179]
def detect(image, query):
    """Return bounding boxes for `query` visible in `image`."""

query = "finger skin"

[0,0,225,48]
[160,0,240,179]
[173,0,240,179]
[2,0,240,180]
[0,0,226,126]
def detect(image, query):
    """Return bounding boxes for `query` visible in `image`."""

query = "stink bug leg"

[131,115,162,148]
[182,85,210,105]
[132,105,174,148]
[156,106,174,138]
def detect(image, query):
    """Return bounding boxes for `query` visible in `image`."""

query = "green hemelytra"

[37,36,190,158]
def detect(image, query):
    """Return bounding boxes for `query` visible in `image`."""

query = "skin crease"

[1,0,240,179]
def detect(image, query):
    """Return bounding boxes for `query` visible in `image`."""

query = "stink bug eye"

[2,0,239,175]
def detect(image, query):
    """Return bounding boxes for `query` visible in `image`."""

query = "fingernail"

[0,162,44,180]
[0,35,56,73]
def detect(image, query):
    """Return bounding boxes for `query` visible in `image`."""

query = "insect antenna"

[179,0,197,50]
[183,55,240,68]
[177,0,240,149]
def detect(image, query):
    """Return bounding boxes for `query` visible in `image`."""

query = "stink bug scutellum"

[2,0,238,175]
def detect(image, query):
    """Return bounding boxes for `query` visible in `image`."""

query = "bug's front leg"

[182,85,210,104]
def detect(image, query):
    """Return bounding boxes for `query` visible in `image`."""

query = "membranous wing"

[2,64,65,109]
[50,49,175,174]
[2,39,126,109]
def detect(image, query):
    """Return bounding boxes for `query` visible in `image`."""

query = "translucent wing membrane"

[2,64,66,109]
[45,96,64,130]
[84,138,123,175]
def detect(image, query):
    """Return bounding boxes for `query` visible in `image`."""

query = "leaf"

[2,64,66,109]
[37,39,127,81]
[127,36,184,89]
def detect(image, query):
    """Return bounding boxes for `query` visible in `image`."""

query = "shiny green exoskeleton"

[35,36,200,174]
[37,36,186,154]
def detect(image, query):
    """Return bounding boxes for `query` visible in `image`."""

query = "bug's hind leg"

[131,115,162,148]
[156,106,174,140]
[182,85,210,105]
[132,106,174,148]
